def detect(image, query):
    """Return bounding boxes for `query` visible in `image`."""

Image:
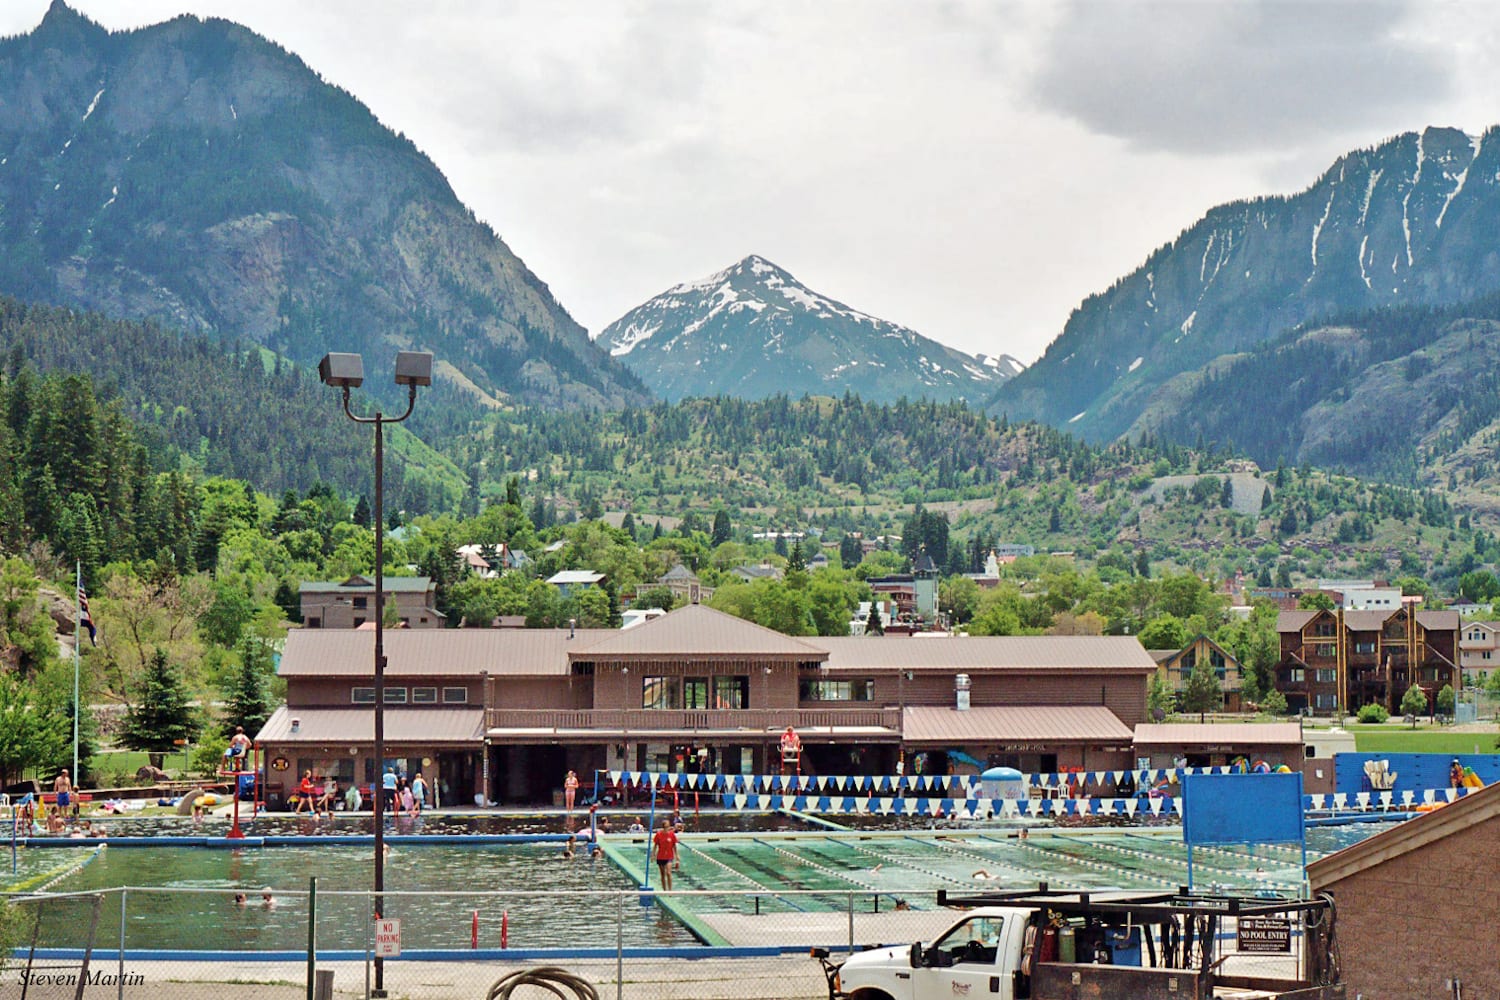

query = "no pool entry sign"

[375,918,402,957]
[1237,916,1291,953]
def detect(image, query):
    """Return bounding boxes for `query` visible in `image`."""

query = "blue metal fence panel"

[1335,752,1500,796]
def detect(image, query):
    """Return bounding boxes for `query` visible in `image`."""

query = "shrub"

[1357,703,1390,724]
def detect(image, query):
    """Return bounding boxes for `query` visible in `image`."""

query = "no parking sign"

[375,918,401,957]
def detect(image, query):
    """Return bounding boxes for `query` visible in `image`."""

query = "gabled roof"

[817,635,1157,672]
[903,705,1132,744]
[1415,609,1459,630]
[733,564,783,580]
[570,603,827,661]
[300,575,434,594]
[547,570,605,585]
[1133,722,1303,746]
[1276,609,1325,632]
[660,564,697,582]
[279,627,613,677]
[1309,781,1500,888]
[256,705,483,745]
[1155,633,1239,668]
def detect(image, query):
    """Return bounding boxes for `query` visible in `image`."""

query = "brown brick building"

[257,604,1157,806]
[1308,781,1500,999]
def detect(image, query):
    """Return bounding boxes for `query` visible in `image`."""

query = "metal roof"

[817,635,1157,672]
[1279,608,1459,632]
[1132,722,1305,746]
[299,575,434,593]
[547,570,605,585]
[278,627,614,677]
[901,705,1133,744]
[570,604,828,661]
[255,706,484,745]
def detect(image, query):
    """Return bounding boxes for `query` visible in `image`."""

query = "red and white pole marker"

[500,910,509,949]
[471,910,478,949]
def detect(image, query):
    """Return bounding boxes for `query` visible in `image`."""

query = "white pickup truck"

[812,888,1344,1000]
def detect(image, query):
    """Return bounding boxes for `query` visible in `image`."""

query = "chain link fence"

[2,886,1324,999]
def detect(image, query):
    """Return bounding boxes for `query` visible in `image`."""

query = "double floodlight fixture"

[317,350,433,390]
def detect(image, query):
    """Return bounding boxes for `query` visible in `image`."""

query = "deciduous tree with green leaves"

[1182,657,1223,721]
[1399,683,1428,726]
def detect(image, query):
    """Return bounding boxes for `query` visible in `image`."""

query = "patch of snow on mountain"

[1435,133,1479,228]
[1180,311,1196,336]
[1068,410,1087,423]
[81,88,105,123]
[101,184,117,210]
[1128,356,1143,373]
[1401,131,1424,268]
[609,321,660,356]
[1310,187,1335,269]
[671,263,738,295]
[1358,168,1382,225]
[230,104,237,120]
[961,363,996,381]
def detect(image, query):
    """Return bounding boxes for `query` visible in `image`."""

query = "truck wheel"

[848,991,895,1000]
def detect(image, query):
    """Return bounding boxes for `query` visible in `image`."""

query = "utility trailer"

[813,884,1343,1000]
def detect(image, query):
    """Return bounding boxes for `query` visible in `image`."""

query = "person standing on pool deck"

[382,766,398,813]
[54,769,73,819]
[411,771,428,813]
[652,822,678,891]
[564,769,579,811]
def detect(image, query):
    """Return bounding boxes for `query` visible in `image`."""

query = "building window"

[1314,623,1335,637]
[384,687,407,704]
[642,676,681,710]
[308,617,322,629]
[443,686,468,704]
[799,679,875,702]
[353,597,368,609]
[1354,642,1376,654]
[714,675,749,709]
[1314,643,1335,658]
[411,687,437,704]
[683,677,709,710]
[1314,694,1338,709]
[1287,668,1305,683]
[1314,669,1337,683]
[352,687,375,704]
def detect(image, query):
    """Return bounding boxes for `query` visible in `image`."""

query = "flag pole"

[73,560,81,783]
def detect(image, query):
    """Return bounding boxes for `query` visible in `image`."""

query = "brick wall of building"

[1320,824,1499,999]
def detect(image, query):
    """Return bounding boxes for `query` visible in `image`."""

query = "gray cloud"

[1029,0,1452,155]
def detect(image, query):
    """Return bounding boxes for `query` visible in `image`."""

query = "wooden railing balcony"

[484,707,902,734]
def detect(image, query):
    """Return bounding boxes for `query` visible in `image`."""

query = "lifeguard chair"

[217,743,261,840]
[779,726,802,776]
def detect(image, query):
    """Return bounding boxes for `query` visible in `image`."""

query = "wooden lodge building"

[1274,607,1460,716]
[257,604,1163,807]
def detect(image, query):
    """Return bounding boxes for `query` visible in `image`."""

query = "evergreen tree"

[352,494,371,528]
[620,511,636,539]
[504,476,522,507]
[121,648,199,752]
[787,538,806,572]
[774,534,789,557]
[1147,672,1175,720]
[223,635,274,739]
[1182,657,1223,721]
[840,533,863,568]
[711,509,731,547]
[864,602,883,636]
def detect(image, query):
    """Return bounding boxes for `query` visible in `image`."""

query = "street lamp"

[320,350,432,998]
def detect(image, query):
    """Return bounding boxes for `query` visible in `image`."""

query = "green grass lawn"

[1352,729,1499,754]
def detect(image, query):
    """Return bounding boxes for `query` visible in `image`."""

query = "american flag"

[79,583,96,646]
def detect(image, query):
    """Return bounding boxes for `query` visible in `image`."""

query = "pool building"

[258,604,1307,808]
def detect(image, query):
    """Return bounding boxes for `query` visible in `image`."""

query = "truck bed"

[1030,963,1346,1000]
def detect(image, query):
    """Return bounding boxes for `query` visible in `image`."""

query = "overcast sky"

[7,1,1499,363]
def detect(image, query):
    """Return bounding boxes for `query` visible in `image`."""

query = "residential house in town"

[545,570,605,598]
[731,563,784,583]
[1458,619,1500,685]
[657,564,710,605]
[298,575,444,629]
[1274,606,1460,716]
[456,543,529,579]
[1146,634,1245,711]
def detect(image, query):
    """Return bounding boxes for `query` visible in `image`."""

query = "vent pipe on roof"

[955,673,971,711]
[568,618,576,640]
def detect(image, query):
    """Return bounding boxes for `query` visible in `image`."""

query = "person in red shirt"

[294,770,316,814]
[652,824,678,891]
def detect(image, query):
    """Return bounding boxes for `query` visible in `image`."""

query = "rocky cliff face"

[597,255,1022,403]
[0,2,646,410]
[992,125,1500,441]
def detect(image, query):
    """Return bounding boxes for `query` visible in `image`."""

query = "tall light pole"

[319,350,432,998]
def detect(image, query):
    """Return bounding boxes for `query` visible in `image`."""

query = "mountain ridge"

[0,3,647,411]
[596,254,1023,404]
[991,124,1500,441]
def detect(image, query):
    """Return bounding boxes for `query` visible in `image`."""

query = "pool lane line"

[2,846,103,894]
[779,809,850,831]
[974,833,1158,890]
[893,835,1058,888]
